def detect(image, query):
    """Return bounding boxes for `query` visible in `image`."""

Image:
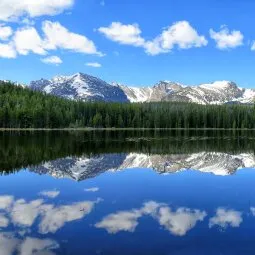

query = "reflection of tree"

[1,130,255,174]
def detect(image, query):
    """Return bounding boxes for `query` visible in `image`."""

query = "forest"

[0,81,255,129]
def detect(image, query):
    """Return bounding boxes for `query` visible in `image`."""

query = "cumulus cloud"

[145,21,208,55]
[42,21,102,55]
[11,199,45,227]
[98,21,207,55]
[0,195,14,210]
[250,207,255,215]
[0,194,101,235]
[95,201,161,234]
[0,21,102,59]
[19,237,59,255]
[13,27,46,55]
[210,26,243,49]
[0,25,13,40]
[0,233,19,255]
[0,43,16,58]
[96,201,206,236]
[86,62,101,68]
[0,214,9,227]
[156,206,206,236]
[0,0,74,22]
[95,209,142,233]
[41,56,63,65]
[39,200,100,234]
[0,233,59,255]
[209,208,243,228]
[98,22,145,47]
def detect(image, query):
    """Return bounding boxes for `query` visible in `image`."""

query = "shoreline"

[0,128,255,131]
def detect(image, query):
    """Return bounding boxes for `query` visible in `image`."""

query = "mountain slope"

[30,73,129,102]
[29,73,255,104]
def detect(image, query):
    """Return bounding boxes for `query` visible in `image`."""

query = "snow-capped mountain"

[29,73,255,104]
[29,152,255,181]
[30,73,129,102]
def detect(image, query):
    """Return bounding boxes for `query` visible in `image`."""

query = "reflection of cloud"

[0,196,14,210]
[96,201,162,233]
[19,237,59,255]
[39,200,100,234]
[250,207,255,216]
[0,213,9,227]
[209,208,242,228]
[39,190,60,198]
[95,209,142,233]
[96,201,206,236]
[0,233,59,255]
[0,233,19,255]
[85,187,99,192]
[156,207,206,236]
[0,195,101,234]
[11,199,45,227]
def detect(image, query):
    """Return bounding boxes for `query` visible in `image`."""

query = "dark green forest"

[1,81,255,129]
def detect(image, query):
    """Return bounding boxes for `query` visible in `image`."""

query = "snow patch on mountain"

[29,73,255,104]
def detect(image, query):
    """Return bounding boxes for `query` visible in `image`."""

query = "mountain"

[29,73,255,104]
[29,152,255,181]
[30,72,129,103]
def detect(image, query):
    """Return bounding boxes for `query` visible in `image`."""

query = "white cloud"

[95,201,161,234]
[98,22,145,47]
[86,62,101,68]
[0,233,59,255]
[0,0,74,22]
[250,42,255,51]
[0,21,102,59]
[41,56,63,65]
[0,195,14,209]
[0,43,16,59]
[98,21,207,55]
[85,187,100,192]
[155,207,207,236]
[145,21,208,55]
[95,209,142,233]
[96,201,206,236]
[39,200,100,234]
[0,25,13,40]
[210,26,243,49]
[250,207,255,215]
[0,214,9,227]
[39,190,60,198]
[209,208,243,228]
[42,21,102,55]
[13,27,46,55]
[0,233,19,255]
[11,199,45,227]
[19,237,59,255]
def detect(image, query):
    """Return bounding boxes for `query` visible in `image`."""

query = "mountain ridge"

[29,73,255,104]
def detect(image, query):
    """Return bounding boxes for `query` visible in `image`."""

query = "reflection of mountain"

[29,152,255,181]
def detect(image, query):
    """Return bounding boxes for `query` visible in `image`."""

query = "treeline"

[1,81,255,129]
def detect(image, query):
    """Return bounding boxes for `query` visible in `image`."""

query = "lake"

[1,130,255,255]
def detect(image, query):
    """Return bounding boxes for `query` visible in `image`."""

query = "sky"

[1,0,255,88]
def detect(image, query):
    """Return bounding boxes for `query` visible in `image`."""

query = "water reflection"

[96,201,207,236]
[0,194,101,234]
[209,208,243,229]
[0,233,59,255]
[27,152,255,181]
[1,131,255,254]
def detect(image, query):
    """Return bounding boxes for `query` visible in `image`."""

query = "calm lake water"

[1,130,255,255]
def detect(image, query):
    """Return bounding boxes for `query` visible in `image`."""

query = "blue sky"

[1,0,255,88]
